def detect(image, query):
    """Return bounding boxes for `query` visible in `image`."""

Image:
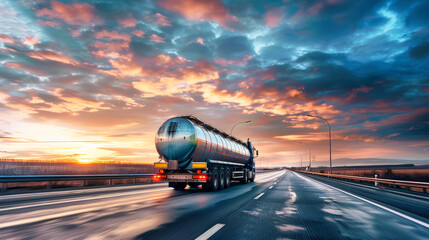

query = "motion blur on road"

[0,170,428,240]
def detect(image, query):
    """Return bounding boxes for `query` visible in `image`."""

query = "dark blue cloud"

[215,35,254,59]
[1,0,429,162]
[409,41,429,59]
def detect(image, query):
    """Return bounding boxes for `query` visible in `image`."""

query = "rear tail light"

[153,174,166,181]
[192,174,207,180]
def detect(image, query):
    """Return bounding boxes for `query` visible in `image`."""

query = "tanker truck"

[153,115,258,191]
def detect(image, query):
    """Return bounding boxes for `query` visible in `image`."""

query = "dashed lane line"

[195,223,225,240]
[254,193,265,200]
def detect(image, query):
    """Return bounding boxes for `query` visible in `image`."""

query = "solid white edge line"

[254,193,264,199]
[269,186,273,189]
[195,223,225,240]
[294,172,429,229]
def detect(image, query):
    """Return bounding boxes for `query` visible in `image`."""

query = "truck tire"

[219,168,225,190]
[172,182,186,190]
[240,169,248,184]
[225,168,231,188]
[249,169,255,182]
[203,168,219,191]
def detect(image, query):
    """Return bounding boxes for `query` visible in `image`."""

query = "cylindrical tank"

[155,116,251,168]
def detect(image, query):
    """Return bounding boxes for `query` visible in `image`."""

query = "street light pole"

[307,114,332,174]
[299,142,311,170]
[295,152,302,169]
[230,120,251,135]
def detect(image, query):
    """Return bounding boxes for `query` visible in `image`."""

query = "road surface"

[0,170,427,239]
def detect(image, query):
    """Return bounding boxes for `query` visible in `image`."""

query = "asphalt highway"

[0,170,427,239]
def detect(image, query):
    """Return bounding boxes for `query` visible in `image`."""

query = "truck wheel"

[210,168,219,191]
[225,168,231,188]
[249,169,255,182]
[219,168,225,190]
[240,169,248,184]
[173,182,186,190]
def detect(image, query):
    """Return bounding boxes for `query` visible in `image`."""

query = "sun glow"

[77,158,94,164]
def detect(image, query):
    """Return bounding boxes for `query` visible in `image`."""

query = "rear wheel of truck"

[240,169,248,184]
[204,168,219,191]
[172,182,186,190]
[225,168,231,188]
[219,168,225,190]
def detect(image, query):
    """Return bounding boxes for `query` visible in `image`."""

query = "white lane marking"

[195,223,225,240]
[294,172,429,229]
[254,193,265,199]
[0,188,169,212]
[254,170,285,183]
[269,186,273,189]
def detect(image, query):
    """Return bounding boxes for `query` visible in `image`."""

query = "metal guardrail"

[295,170,429,194]
[0,174,155,192]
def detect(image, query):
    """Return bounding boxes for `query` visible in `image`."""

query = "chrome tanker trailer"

[153,115,258,191]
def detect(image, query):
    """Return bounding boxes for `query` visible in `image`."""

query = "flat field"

[330,168,429,182]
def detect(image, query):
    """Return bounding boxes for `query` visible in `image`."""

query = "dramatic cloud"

[158,0,237,30]
[0,0,428,166]
[36,1,102,26]
[265,7,285,28]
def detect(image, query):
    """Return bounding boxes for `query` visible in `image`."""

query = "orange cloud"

[132,30,145,38]
[94,30,131,42]
[118,14,137,28]
[27,50,79,66]
[196,37,205,45]
[158,0,237,30]
[133,60,219,96]
[0,34,15,44]
[71,29,82,37]
[37,1,102,26]
[146,13,172,26]
[4,62,45,75]
[275,132,329,141]
[264,7,285,28]
[23,36,40,46]
[155,13,172,26]
[149,34,165,43]
[92,41,129,52]
[214,55,252,67]
[37,20,61,27]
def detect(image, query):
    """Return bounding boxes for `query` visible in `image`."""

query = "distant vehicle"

[153,115,258,191]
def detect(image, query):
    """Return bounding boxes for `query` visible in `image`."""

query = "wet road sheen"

[0,170,428,239]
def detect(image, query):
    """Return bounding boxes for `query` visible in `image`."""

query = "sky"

[0,0,428,167]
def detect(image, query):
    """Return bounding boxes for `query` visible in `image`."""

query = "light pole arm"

[312,115,331,131]
[230,120,251,135]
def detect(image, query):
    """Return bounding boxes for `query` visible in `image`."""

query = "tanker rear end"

[153,116,258,191]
